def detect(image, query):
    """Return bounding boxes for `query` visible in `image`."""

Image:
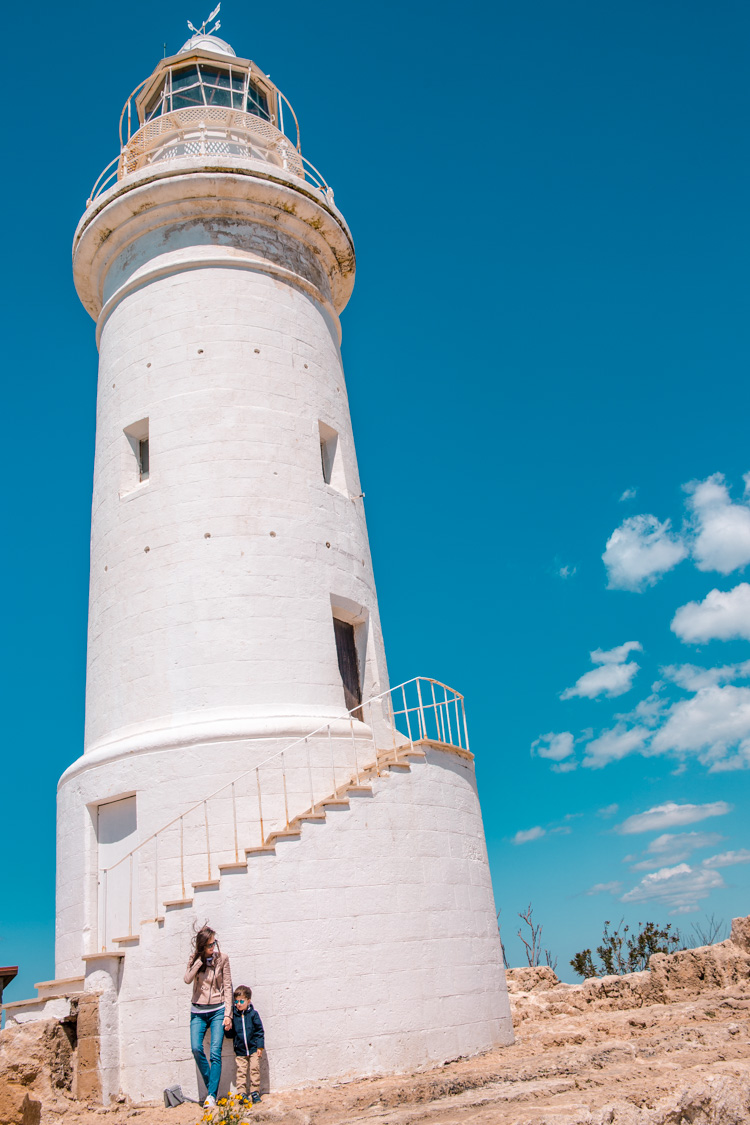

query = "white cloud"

[617,801,732,835]
[685,473,750,574]
[591,641,643,665]
[623,692,667,727]
[603,514,687,591]
[512,826,545,845]
[557,564,577,579]
[621,863,725,914]
[671,584,750,644]
[619,488,637,502]
[662,660,750,691]
[582,724,650,768]
[562,662,640,701]
[531,731,575,761]
[597,803,619,818]
[586,881,622,896]
[551,760,578,773]
[650,685,750,770]
[629,831,724,870]
[561,641,642,701]
[702,849,750,868]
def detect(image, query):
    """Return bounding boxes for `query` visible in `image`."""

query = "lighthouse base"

[59,744,513,1100]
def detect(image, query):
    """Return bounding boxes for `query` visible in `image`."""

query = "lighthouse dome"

[178,32,236,56]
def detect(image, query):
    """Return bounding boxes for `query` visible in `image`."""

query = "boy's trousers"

[235,1052,261,1095]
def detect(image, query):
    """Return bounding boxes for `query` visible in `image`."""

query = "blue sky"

[2,0,749,1001]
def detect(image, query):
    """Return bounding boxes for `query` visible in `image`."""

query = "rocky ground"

[2,918,749,1125]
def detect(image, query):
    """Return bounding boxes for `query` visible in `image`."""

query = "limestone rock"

[505,966,561,992]
[0,1017,75,1121]
[0,1083,41,1125]
[729,913,750,953]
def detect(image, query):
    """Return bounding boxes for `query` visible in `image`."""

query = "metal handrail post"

[328,726,336,793]
[403,684,414,753]
[204,801,212,881]
[281,752,290,828]
[306,738,315,809]
[349,717,361,782]
[416,679,426,741]
[444,686,454,746]
[255,770,264,846]
[231,782,239,862]
[461,696,471,753]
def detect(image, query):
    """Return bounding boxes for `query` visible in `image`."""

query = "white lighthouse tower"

[21,17,513,1102]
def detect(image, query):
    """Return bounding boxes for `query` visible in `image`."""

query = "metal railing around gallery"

[87,106,333,205]
[99,677,470,950]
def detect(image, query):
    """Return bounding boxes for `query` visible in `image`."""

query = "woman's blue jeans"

[190,1008,225,1099]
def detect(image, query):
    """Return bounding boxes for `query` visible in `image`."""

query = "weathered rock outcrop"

[508,914,750,1024]
[0,1016,75,1124]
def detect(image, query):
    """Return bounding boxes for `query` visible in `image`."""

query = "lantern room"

[135,40,279,134]
[86,30,334,203]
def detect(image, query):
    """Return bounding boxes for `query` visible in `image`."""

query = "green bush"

[570,919,681,979]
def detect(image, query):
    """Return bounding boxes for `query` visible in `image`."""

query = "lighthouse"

[16,16,513,1102]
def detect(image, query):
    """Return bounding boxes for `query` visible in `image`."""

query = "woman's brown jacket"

[184,951,233,1018]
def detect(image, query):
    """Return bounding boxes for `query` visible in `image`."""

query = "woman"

[185,925,233,1107]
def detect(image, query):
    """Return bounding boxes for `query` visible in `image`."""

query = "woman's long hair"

[191,924,216,970]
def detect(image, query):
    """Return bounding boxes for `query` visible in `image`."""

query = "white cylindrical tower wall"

[77,171,385,756]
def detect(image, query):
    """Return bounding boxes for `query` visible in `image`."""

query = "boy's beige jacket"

[184,950,233,1016]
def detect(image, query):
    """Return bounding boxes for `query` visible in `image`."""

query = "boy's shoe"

[204,1095,217,1107]
[251,1092,261,1104]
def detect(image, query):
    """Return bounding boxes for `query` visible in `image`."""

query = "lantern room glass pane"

[172,66,201,91]
[204,85,232,107]
[200,65,231,87]
[247,83,270,121]
[171,66,204,110]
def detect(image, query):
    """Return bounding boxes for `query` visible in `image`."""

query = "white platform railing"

[87,106,332,205]
[98,677,469,950]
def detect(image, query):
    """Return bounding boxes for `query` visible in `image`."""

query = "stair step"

[346,785,372,794]
[192,879,220,890]
[218,861,248,872]
[34,975,85,996]
[164,898,194,908]
[317,798,349,808]
[245,845,276,856]
[112,935,140,945]
[266,828,301,844]
[295,812,327,823]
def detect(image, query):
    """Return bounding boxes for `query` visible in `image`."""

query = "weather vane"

[187,3,221,36]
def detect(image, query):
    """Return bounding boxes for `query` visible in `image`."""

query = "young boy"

[224,985,265,1104]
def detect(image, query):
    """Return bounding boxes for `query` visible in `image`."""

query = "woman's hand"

[257,1048,264,1057]
[223,1017,232,1030]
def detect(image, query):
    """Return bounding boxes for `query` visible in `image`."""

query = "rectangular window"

[318,421,347,494]
[122,418,150,496]
[333,616,362,720]
[138,438,150,481]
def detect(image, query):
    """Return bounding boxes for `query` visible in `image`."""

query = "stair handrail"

[102,676,468,879]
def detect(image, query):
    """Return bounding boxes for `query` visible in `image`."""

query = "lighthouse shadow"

[260,1050,271,1096]
[212,1049,271,1101]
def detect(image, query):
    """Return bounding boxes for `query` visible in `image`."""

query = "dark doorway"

[333,617,362,720]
